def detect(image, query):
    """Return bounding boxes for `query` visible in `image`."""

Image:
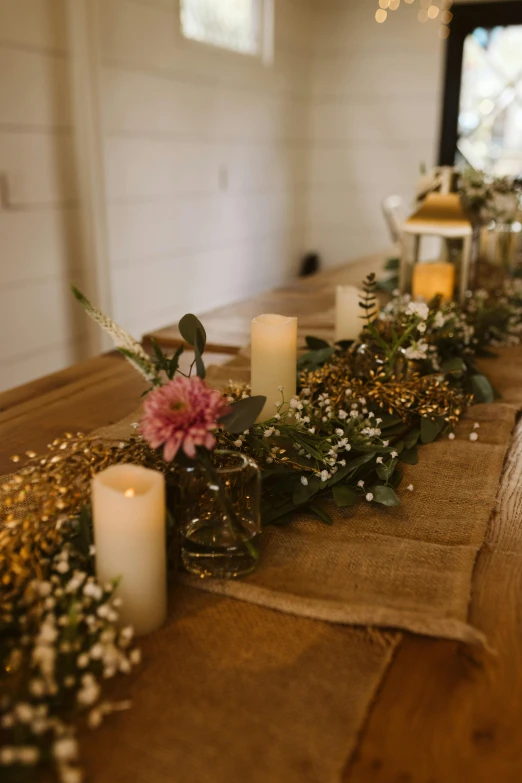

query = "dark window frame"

[438,0,522,165]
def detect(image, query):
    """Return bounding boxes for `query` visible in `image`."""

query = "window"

[180,0,270,58]
[439,2,522,176]
[458,25,522,174]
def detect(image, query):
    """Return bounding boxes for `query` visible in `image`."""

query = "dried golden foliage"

[301,352,471,425]
[0,433,167,622]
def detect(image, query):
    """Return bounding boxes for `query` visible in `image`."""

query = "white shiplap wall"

[0,0,313,391]
[98,0,313,338]
[0,0,94,391]
[305,0,445,267]
[1,0,486,391]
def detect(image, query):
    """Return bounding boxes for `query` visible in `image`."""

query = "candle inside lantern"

[91,464,167,636]
[412,261,455,302]
[251,313,298,421]
[335,286,362,342]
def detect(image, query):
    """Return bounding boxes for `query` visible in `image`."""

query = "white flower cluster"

[0,547,141,783]
[405,301,429,321]
[404,339,430,361]
[254,389,394,491]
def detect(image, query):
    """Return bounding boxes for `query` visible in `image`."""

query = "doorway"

[439,1,522,175]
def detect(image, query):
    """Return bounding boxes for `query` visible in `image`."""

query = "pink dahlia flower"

[139,376,230,461]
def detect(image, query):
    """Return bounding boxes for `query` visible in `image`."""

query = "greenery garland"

[1,276,522,781]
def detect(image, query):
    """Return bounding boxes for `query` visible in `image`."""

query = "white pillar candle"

[91,464,167,636]
[335,286,362,342]
[251,313,298,421]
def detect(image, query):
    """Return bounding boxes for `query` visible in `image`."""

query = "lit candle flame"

[124,488,135,498]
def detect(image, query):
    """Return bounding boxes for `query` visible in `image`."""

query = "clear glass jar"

[176,450,261,579]
[475,221,522,289]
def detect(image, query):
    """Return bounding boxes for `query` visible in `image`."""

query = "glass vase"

[176,450,262,579]
[472,220,522,291]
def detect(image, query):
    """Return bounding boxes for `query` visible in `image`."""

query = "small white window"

[180,0,273,61]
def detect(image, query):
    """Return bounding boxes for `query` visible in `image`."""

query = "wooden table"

[2,255,522,781]
[143,252,387,354]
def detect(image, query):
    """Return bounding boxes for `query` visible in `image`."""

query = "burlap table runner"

[66,392,402,783]
[4,350,521,782]
[173,345,522,648]
[1,429,399,783]
[91,347,522,647]
[80,585,399,783]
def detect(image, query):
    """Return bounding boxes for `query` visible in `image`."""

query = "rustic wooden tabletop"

[2,254,521,781]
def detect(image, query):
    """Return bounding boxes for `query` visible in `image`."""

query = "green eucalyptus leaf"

[326,452,376,485]
[376,457,398,481]
[379,414,403,428]
[334,339,354,350]
[297,346,335,369]
[305,335,330,350]
[384,256,400,271]
[399,445,418,465]
[404,427,420,449]
[194,350,206,379]
[388,469,403,488]
[219,395,266,433]
[470,373,495,404]
[270,512,293,527]
[420,417,440,444]
[305,503,334,525]
[178,313,207,353]
[71,505,93,558]
[262,501,296,526]
[369,485,401,507]
[149,337,168,369]
[441,357,466,375]
[167,345,184,379]
[332,484,359,507]
[375,277,399,293]
[292,476,320,505]
[476,347,498,359]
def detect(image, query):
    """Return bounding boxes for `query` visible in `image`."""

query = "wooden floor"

[2,252,522,781]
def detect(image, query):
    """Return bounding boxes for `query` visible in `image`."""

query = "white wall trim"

[66,0,112,352]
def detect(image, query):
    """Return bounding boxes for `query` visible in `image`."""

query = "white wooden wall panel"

[108,190,303,266]
[0,209,81,285]
[308,100,440,145]
[0,273,88,364]
[0,0,67,51]
[305,0,445,267]
[99,0,309,95]
[0,132,75,205]
[99,0,313,336]
[0,3,88,392]
[0,49,71,128]
[111,229,305,333]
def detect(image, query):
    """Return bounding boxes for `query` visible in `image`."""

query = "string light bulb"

[374,0,453,32]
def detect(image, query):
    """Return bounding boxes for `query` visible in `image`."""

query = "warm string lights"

[375,0,453,39]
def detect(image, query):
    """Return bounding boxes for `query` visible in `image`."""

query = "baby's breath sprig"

[218,386,403,525]
[0,524,141,783]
